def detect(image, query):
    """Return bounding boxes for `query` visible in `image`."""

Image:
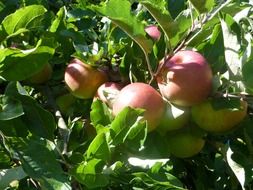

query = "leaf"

[86,133,110,162]
[71,159,109,189]
[90,100,112,127]
[242,61,253,93]
[8,136,71,190]
[110,107,145,146]
[92,0,153,54]
[220,14,243,80]
[0,96,24,120]
[189,0,215,14]
[0,166,27,189]
[1,5,47,38]
[5,82,56,140]
[0,38,55,81]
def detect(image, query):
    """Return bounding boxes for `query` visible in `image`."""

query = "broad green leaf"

[5,82,56,140]
[1,5,47,37]
[71,159,109,188]
[0,38,55,81]
[189,0,215,14]
[0,167,27,189]
[86,133,110,162]
[0,96,24,120]
[220,14,242,80]
[110,107,145,146]
[49,7,66,33]
[90,100,112,127]
[92,0,153,54]
[8,136,71,190]
[0,118,29,137]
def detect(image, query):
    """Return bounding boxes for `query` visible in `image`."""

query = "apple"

[166,128,205,158]
[28,63,52,84]
[56,93,76,115]
[95,82,124,108]
[157,102,190,134]
[191,99,248,133]
[156,50,213,106]
[64,58,108,99]
[145,25,161,41]
[112,82,165,132]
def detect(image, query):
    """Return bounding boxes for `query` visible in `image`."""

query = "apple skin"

[166,130,205,158]
[112,82,165,132]
[157,102,190,134]
[28,63,52,84]
[156,50,213,106]
[95,82,124,108]
[191,99,248,133]
[145,25,161,41]
[64,59,108,99]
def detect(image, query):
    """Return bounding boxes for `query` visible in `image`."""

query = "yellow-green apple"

[191,99,248,133]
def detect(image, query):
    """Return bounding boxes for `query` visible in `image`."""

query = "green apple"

[192,99,248,133]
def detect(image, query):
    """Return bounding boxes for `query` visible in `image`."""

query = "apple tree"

[0,0,253,189]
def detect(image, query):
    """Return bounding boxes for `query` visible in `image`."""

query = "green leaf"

[71,159,109,188]
[86,133,110,162]
[90,100,112,127]
[220,14,242,80]
[242,60,253,93]
[0,166,27,189]
[110,107,145,146]
[5,82,56,140]
[189,0,215,14]
[8,136,71,190]
[92,0,153,54]
[0,38,55,81]
[1,5,47,38]
[0,96,24,120]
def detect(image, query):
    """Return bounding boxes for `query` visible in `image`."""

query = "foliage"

[0,0,253,189]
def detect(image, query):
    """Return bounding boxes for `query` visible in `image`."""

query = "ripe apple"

[166,128,205,158]
[145,25,161,41]
[95,82,124,108]
[28,63,52,84]
[112,82,165,132]
[64,58,108,99]
[156,50,213,106]
[157,102,190,134]
[191,99,248,133]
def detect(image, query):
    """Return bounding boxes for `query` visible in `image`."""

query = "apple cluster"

[63,48,247,159]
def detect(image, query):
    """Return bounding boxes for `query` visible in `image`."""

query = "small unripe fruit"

[112,82,165,132]
[157,50,213,106]
[64,59,108,99]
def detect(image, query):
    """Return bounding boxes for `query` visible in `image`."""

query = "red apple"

[112,82,165,132]
[28,63,52,84]
[156,50,213,106]
[64,58,108,99]
[145,25,161,41]
[95,82,124,108]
